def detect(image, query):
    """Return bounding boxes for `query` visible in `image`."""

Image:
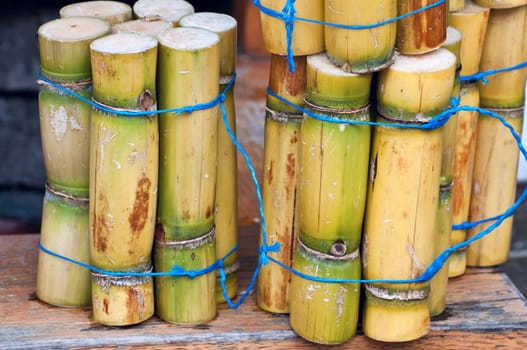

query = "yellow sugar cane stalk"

[60,1,132,25]
[450,0,465,12]
[89,33,158,326]
[467,107,524,266]
[474,0,527,8]
[91,271,154,326]
[257,55,306,314]
[396,0,448,55]
[155,228,217,324]
[478,5,527,108]
[429,26,461,317]
[89,33,158,273]
[179,12,239,304]
[450,1,490,76]
[289,240,361,344]
[296,53,372,255]
[111,17,172,37]
[38,17,110,197]
[324,0,397,73]
[38,17,110,83]
[36,183,91,308]
[157,27,220,240]
[133,0,194,26]
[363,49,455,342]
[259,0,324,55]
[449,80,479,277]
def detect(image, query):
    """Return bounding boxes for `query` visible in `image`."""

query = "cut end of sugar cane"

[259,0,324,55]
[133,0,194,25]
[473,0,527,8]
[38,17,110,82]
[362,284,430,342]
[324,0,397,73]
[60,1,132,25]
[90,32,158,109]
[305,53,372,109]
[443,27,463,69]
[450,1,490,76]
[111,17,172,37]
[91,271,154,326]
[396,0,447,55]
[377,48,456,121]
[179,12,237,77]
[289,242,361,345]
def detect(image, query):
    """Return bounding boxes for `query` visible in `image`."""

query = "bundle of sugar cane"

[89,32,159,326]
[60,1,132,25]
[111,16,172,37]
[36,17,110,308]
[289,53,371,344]
[133,0,194,26]
[179,12,240,305]
[37,17,110,198]
[324,0,397,73]
[363,48,456,342]
[474,0,527,8]
[467,4,527,266]
[448,0,489,277]
[259,0,324,55]
[36,184,91,307]
[396,0,447,55]
[429,26,462,317]
[155,27,220,323]
[257,54,306,314]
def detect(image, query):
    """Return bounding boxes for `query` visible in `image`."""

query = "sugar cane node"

[91,266,154,287]
[155,226,215,250]
[264,107,303,123]
[45,181,89,203]
[297,238,360,262]
[364,283,430,302]
[37,78,91,93]
[303,99,370,118]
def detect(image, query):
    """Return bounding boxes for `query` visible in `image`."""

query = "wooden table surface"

[1,55,527,349]
[1,227,527,349]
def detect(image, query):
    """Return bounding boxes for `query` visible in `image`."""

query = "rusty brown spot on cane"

[155,224,166,241]
[126,287,141,322]
[285,153,296,201]
[103,298,109,315]
[408,0,446,50]
[266,160,274,185]
[205,206,212,219]
[128,177,151,237]
[290,131,298,144]
[183,209,191,221]
[93,194,109,253]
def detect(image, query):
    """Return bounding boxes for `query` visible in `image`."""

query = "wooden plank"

[1,227,527,349]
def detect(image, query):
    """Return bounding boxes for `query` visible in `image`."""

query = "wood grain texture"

[1,226,527,349]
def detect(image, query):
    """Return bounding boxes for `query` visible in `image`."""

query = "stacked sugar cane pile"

[36,0,240,326]
[255,0,461,344]
[256,0,526,345]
